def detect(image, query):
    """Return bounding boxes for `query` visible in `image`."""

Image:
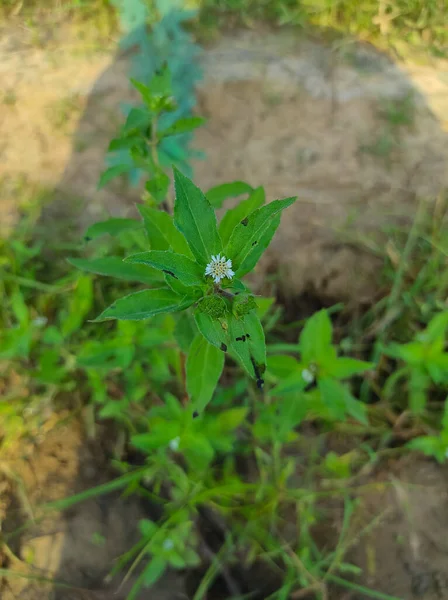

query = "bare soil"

[0,419,183,600]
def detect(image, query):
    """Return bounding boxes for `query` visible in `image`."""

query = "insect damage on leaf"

[251,356,265,390]
[235,333,251,342]
[220,343,228,352]
[163,270,178,279]
[241,217,249,226]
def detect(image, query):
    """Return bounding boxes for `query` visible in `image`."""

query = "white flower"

[169,436,180,452]
[163,539,174,551]
[205,254,235,284]
[301,368,314,385]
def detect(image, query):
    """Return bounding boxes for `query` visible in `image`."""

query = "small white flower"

[301,368,314,385]
[33,316,48,327]
[169,436,180,452]
[163,539,174,551]
[205,253,235,284]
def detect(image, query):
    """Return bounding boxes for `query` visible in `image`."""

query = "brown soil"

[0,420,183,600]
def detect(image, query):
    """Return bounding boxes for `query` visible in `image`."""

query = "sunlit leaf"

[173,168,222,264]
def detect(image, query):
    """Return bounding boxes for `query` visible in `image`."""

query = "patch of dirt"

[193,32,448,304]
[346,456,448,600]
[0,419,183,600]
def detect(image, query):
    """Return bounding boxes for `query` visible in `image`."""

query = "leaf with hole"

[126,251,204,286]
[219,186,265,245]
[225,197,296,277]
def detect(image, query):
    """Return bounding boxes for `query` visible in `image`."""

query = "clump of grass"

[196,0,448,57]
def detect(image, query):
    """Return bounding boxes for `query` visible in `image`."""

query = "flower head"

[169,436,180,452]
[301,368,315,385]
[205,254,235,284]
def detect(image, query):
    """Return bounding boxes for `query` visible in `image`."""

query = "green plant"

[268,309,374,424]
[382,310,448,415]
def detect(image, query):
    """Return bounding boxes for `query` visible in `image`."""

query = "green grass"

[1,0,447,58]
[197,0,448,56]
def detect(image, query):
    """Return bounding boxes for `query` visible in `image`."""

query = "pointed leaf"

[226,197,296,277]
[194,311,230,352]
[95,288,194,321]
[219,187,265,245]
[68,257,162,285]
[299,309,333,364]
[138,205,191,256]
[142,557,167,587]
[159,117,206,138]
[98,164,131,189]
[173,168,222,264]
[126,251,204,286]
[84,218,141,242]
[206,181,253,209]
[123,107,151,133]
[187,335,225,412]
[268,354,301,379]
[228,312,266,386]
[326,357,375,379]
[145,170,170,205]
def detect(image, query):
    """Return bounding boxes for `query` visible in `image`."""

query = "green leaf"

[186,335,225,412]
[61,275,93,337]
[206,181,253,209]
[271,372,307,396]
[84,218,141,242]
[228,312,266,385]
[256,297,276,320]
[174,312,197,353]
[215,407,249,432]
[138,205,191,256]
[318,378,367,424]
[268,354,301,379]
[407,436,444,462]
[226,197,296,277]
[299,309,333,364]
[326,357,374,379]
[108,135,142,152]
[409,368,429,415]
[142,557,167,588]
[218,187,265,245]
[318,378,350,421]
[145,170,170,205]
[277,396,308,440]
[98,164,131,189]
[183,433,215,470]
[385,342,425,365]
[123,107,151,133]
[159,117,206,138]
[126,251,204,286]
[173,168,222,265]
[68,257,162,285]
[95,288,194,321]
[194,311,230,352]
